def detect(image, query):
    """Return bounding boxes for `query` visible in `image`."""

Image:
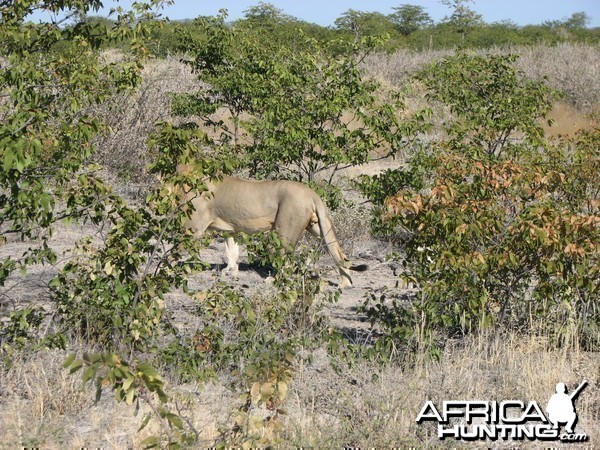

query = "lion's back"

[207,177,318,233]
[217,177,318,205]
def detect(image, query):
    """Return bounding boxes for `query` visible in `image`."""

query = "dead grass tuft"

[0,349,236,448]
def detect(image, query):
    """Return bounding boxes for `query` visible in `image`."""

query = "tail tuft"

[349,264,368,272]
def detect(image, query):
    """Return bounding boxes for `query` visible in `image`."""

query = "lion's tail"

[315,199,366,287]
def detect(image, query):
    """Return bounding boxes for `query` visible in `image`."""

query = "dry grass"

[362,43,600,134]
[514,43,600,112]
[281,333,599,448]
[93,53,199,186]
[362,44,600,111]
[2,332,596,448]
[0,349,236,448]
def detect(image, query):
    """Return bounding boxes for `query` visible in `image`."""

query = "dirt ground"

[0,153,406,336]
[178,234,398,330]
[0,202,397,344]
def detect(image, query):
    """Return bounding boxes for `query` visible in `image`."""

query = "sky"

[32,0,600,28]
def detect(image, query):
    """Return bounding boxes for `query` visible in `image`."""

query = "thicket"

[357,53,599,356]
[1,1,598,447]
[1,1,232,446]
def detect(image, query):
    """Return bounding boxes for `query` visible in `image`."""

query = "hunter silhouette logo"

[547,380,587,435]
[416,380,589,442]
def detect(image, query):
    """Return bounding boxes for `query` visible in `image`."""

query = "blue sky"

[32,1,600,27]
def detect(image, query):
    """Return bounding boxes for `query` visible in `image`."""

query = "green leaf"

[138,412,152,432]
[69,359,84,374]
[140,436,160,449]
[3,150,14,172]
[81,364,98,385]
[122,376,135,391]
[125,386,136,405]
[166,413,184,430]
[62,353,76,368]
[156,388,168,404]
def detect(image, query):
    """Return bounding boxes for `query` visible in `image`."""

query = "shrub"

[0,1,158,284]
[358,53,599,353]
[1,2,207,447]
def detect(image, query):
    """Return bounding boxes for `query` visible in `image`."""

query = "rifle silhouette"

[569,380,588,400]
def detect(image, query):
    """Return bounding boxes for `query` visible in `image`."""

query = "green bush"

[359,53,599,353]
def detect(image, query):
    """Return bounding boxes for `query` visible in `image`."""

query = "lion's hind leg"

[306,212,321,238]
[274,205,312,251]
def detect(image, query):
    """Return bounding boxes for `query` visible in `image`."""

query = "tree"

[176,13,415,199]
[0,1,208,444]
[242,1,294,23]
[334,9,397,40]
[234,2,337,51]
[1,4,384,446]
[544,11,591,30]
[389,4,433,35]
[416,53,555,157]
[440,0,483,42]
[564,12,591,29]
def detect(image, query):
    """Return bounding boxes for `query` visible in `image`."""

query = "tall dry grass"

[1,332,597,448]
[281,332,599,448]
[93,52,199,187]
[514,43,600,112]
[362,43,600,113]
[0,349,235,448]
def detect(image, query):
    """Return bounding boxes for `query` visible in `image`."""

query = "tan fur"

[174,164,356,287]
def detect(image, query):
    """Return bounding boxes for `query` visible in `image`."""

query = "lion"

[172,164,366,287]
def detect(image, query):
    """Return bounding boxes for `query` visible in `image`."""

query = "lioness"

[173,164,365,287]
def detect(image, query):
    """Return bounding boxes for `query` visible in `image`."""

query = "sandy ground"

[0,201,399,342]
[180,236,398,331]
[1,154,407,334]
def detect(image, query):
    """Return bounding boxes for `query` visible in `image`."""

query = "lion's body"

[177,169,359,287]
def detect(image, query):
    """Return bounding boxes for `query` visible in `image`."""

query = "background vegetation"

[1,0,598,448]
[150,0,600,54]
[70,0,600,56]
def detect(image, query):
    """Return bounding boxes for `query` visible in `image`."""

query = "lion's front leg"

[223,236,240,274]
